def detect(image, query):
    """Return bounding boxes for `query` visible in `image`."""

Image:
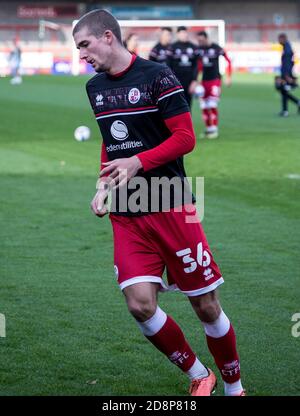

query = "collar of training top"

[107,53,137,79]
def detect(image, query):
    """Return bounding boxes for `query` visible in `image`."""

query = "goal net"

[72,19,225,75]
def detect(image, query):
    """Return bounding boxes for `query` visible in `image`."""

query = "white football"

[74,125,91,141]
[194,84,205,98]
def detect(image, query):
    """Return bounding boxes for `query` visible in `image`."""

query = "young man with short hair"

[73,9,245,396]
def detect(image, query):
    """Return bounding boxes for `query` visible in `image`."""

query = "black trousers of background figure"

[278,86,299,112]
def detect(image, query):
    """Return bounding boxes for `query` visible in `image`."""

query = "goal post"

[71,19,225,75]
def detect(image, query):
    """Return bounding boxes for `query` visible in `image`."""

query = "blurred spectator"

[124,33,139,54]
[275,33,299,116]
[169,26,198,108]
[149,27,172,65]
[8,39,22,85]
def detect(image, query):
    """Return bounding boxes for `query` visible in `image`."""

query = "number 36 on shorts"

[176,242,211,274]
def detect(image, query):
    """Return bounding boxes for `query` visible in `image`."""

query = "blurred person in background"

[193,31,232,139]
[149,26,172,65]
[8,39,22,85]
[275,33,299,117]
[124,33,139,55]
[169,26,199,108]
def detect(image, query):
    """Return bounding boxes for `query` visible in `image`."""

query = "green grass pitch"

[0,73,299,396]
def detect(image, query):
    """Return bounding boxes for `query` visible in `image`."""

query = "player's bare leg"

[123,282,159,322]
[123,282,213,395]
[189,290,245,396]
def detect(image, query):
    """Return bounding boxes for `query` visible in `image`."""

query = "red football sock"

[211,107,218,128]
[206,324,241,383]
[202,108,213,129]
[147,315,197,372]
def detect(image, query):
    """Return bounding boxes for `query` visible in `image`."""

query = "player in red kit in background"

[194,31,232,139]
[73,9,245,396]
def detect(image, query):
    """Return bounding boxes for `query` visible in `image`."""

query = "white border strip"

[119,275,224,296]
[119,275,168,291]
[157,88,185,101]
[180,277,224,297]
[96,108,159,120]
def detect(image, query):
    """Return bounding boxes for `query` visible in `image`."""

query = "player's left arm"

[100,68,195,188]
[222,50,232,86]
[137,112,195,171]
[100,112,195,188]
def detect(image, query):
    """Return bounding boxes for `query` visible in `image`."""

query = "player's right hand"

[90,188,109,218]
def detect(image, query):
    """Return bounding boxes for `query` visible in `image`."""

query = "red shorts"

[110,205,224,296]
[202,79,222,100]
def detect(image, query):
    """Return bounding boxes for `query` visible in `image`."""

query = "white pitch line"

[286,174,300,180]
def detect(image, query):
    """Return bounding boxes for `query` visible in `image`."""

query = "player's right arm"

[91,142,111,217]
[85,80,113,218]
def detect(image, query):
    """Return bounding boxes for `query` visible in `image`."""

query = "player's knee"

[207,98,218,109]
[127,299,157,322]
[189,292,221,322]
[198,302,221,322]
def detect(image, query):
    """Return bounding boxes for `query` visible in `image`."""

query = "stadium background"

[1,0,300,75]
[0,0,299,396]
